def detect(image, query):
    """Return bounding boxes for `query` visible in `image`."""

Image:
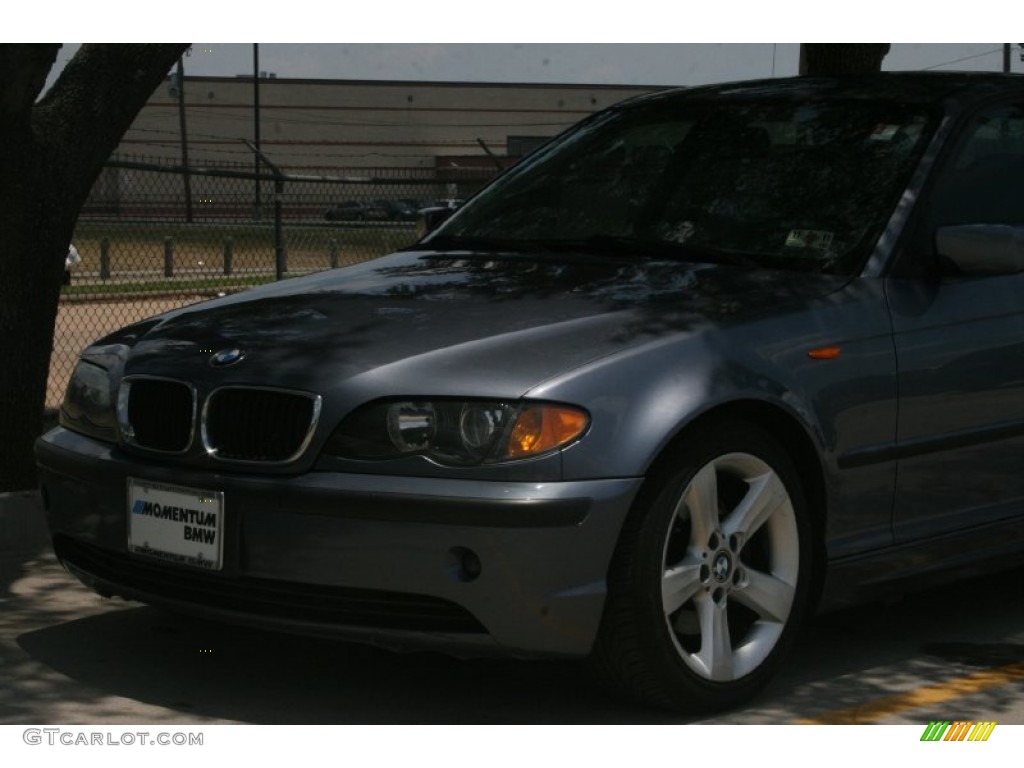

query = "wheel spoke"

[662,559,703,615]
[681,462,719,544]
[723,470,786,540]
[695,593,733,681]
[733,566,794,623]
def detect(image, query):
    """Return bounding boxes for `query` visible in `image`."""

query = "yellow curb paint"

[794,662,1024,725]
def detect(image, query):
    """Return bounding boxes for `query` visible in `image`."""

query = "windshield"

[425,96,937,275]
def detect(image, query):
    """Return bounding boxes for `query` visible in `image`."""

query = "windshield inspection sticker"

[786,230,835,250]
[869,124,901,141]
[665,221,696,244]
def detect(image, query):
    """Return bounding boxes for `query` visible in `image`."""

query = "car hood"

[113,250,848,400]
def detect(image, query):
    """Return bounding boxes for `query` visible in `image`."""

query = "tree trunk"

[0,44,188,491]
[0,242,69,491]
[800,44,891,76]
[0,158,71,490]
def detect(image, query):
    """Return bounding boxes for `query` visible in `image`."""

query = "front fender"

[529,278,899,559]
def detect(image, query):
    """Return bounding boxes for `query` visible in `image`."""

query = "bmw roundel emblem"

[209,348,246,367]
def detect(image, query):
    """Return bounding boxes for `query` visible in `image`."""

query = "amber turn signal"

[807,346,841,360]
[504,405,589,459]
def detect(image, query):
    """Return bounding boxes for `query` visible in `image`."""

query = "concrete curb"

[0,490,50,553]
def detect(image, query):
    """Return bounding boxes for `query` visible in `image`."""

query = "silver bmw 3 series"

[37,72,1024,712]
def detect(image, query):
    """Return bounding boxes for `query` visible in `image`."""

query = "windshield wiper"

[525,236,768,267]
[414,234,637,263]
[418,233,766,269]
[411,234,544,253]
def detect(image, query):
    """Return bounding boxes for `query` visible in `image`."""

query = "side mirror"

[935,224,1024,276]
[416,206,457,239]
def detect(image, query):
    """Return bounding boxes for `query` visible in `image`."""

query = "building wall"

[119,76,668,172]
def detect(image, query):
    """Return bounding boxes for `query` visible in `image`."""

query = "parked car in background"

[38,73,1024,713]
[416,199,467,236]
[323,201,389,222]
[420,198,465,212]
[62,243,81,286]
[374,199,419,221]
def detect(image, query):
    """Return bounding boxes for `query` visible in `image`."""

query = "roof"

[625,72,1024,110]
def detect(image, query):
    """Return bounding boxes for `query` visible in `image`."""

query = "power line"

[922,47,1003,71]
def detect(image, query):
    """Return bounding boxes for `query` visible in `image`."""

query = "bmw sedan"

[36,73,1024,713]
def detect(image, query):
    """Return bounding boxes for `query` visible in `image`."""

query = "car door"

[886,100,1024,543]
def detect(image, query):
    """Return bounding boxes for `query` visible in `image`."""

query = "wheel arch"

[592,398,831,709]
[632,399,829,609]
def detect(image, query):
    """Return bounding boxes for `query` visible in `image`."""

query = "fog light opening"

[448,546,482,582]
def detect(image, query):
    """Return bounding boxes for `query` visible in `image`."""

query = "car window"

[430,98,937,275]
[932,104,1024,227]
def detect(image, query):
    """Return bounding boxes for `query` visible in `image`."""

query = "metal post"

[223,237,233,275]
[274,179,286,279]
[164,237,174,278]
[176,58,193,223]
[253,44,262,221]
[241,138,286,280]
[1004,43,1011,73]
[100,238,110,280]
[330,238,339,269]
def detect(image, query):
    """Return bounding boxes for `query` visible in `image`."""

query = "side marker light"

[807,346,842,360]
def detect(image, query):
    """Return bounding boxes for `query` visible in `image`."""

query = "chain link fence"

[51,157,500,408]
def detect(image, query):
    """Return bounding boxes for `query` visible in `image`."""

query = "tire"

[592,421,812,713]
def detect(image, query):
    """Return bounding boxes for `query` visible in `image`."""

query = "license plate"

[127,478,224,571]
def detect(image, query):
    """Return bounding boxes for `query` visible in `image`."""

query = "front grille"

[203,387,319,463]
[54,536,487,634]
[123,378,194,452]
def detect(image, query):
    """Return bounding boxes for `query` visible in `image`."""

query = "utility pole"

[253,43,263,221]
[176,56,193,223]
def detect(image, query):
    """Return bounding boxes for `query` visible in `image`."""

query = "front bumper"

[35,427,642,657]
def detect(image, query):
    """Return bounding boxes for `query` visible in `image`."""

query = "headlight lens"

[325,399,588,466]
[387,402,437,452]
[59,359,118,442]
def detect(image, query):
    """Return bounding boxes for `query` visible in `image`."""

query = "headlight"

[59,359,118,442]
[324,399,589,466]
